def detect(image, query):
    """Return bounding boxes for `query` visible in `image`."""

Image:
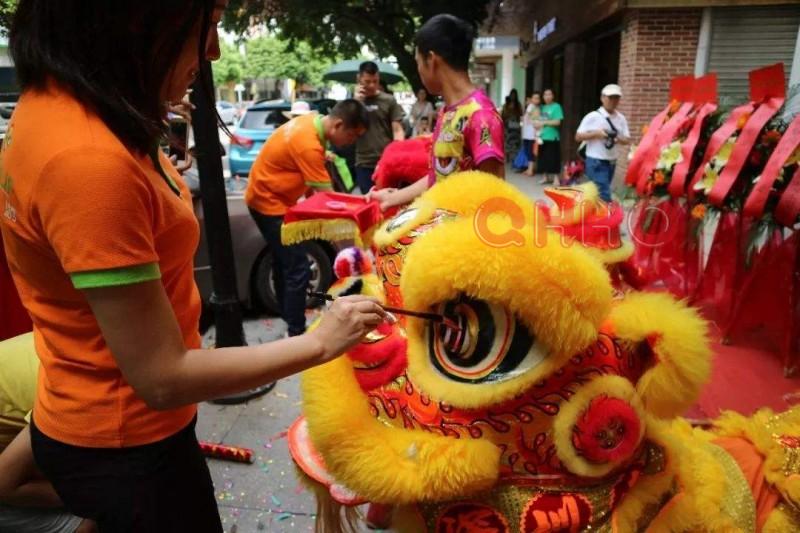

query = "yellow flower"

[656,141,683,170]
[787,146,800,167]
[694,165,719,195]
[712,137,737,168]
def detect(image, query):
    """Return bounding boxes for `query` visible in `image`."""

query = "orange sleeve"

[296,147,332,190]
[34,148,159,275]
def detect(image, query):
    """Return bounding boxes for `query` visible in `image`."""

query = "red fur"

[573,396,641,464]
[372,138,432,190]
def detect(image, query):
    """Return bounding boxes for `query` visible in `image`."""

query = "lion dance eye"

[427,296,547,384]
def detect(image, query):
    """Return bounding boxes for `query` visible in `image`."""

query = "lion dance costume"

[288,172,800,532]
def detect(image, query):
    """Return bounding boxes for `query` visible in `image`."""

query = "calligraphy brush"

[308,291,462,331]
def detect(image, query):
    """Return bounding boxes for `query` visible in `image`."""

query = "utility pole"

[191,60,272,404]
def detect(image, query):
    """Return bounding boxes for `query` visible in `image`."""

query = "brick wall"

[615,8,702,182]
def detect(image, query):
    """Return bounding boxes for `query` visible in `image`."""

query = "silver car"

[183,171,337,326]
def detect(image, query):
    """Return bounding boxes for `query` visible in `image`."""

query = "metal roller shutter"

[708,5,800,102]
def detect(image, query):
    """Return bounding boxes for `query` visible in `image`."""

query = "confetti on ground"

[277,513,293,521]
[271,495,282,507]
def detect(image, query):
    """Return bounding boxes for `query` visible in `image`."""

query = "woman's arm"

[0,427,63,508]
[83,283,384,410]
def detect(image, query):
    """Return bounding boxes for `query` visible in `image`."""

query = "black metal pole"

[191,60,272,404]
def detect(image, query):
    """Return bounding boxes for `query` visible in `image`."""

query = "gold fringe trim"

[281,219,377,248]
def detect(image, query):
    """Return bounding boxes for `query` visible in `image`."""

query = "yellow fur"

[552,375,646,478]
[712,407,800,509]
[608,292,712,419]
[763,504,800,533]
[301,355,500,504]
[401,216,612,408]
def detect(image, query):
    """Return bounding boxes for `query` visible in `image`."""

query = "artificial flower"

[691,204,707,220]
[656,141,683,170]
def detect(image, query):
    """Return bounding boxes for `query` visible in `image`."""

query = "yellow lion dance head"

[289,172,800,533]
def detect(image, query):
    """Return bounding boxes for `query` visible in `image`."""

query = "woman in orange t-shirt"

[0,1,384,531]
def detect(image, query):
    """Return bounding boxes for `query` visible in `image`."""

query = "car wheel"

[252,240,334,315]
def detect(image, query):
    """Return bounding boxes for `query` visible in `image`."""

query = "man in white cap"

[576,84,631,201]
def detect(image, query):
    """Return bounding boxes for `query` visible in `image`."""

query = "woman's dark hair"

[329,99,370,130]
[10,0,216,154]
[414,14,475,72]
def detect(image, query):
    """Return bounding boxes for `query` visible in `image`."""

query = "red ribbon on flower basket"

[706,64,786,207]
[692,211,752,326]
[744,112,800,218]
[775,166,800,227]
[687,104,756,200]
[722,229,800,376]
[281,192,383,248]
[626,76,693,188]
[669,74,719,198]
[636,103,695,195]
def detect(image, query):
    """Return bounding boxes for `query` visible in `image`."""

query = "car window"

[240,109,289,130]
[219,102,233,109]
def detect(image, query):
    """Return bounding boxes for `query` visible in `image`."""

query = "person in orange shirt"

[0,2,384,532]
[245,99,369,336]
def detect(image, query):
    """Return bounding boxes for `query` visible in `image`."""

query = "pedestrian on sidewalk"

[368,13,505,211]
[576,84,631,202]
[353,61,406,193]
[409,87,434,137]
[502,89,523,162]
[536,88,563,185]
[1,2,385,531]
[246,100,370,337]
[521,92,542,177]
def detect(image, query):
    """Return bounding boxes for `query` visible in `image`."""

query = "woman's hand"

[309,295,386,361]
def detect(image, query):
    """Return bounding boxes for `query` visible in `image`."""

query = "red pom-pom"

[572,396,641,464]
[334,247,373,279]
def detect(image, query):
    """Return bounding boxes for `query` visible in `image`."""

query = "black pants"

[30,417,222,533]
[355,166,375,194]
[249,209,310,336]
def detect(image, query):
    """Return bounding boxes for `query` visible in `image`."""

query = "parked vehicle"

[229,100,293,177]
[183,170,338,328]
[215,100,238,125]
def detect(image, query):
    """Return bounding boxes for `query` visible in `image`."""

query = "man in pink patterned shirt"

[370,14,504,211]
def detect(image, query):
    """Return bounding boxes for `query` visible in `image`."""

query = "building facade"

[503,0,800,178]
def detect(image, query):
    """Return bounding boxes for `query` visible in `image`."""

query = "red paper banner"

[688,103,756,199]
[636,102,695,195]
[692,74,718,105]
[669,102,718,197]
[775,166,800,227]
[743,113,800,218]
[670,75,694,102]
[708,97,785,207]
[750,63,786,102]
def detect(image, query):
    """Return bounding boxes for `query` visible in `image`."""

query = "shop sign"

[534,17,557,43]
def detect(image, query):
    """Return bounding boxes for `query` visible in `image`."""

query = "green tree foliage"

[0,0,17,35]
[213,41,246,87]
[222,0,493,91]
[245,36,331,87]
